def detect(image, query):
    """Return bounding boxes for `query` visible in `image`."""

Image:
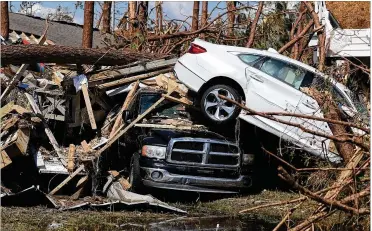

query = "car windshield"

[344,90,369,115]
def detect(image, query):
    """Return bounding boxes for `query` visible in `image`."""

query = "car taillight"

[188,43,207,54]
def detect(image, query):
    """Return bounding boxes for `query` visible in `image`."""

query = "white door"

[242,56,307,144]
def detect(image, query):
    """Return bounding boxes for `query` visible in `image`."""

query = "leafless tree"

[102,1,112,33]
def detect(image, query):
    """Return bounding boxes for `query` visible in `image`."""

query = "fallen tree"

[1,45,168,65]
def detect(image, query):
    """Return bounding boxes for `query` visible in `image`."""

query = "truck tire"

[129,153,143,193]
[200,84,241,124]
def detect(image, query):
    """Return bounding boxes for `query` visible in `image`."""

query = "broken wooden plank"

[0,150,12,169]
[134,124,204,130]
[109,81,140,138]
[96,68,172,89]
[67,144,75,173]
[108,170,131,190]
[162,94,193,106]
[24,93,67,167]
[0,32,48,102]
[0,102,30,119]
[81,140,92,154]
[49,164,85,195]
[155,74,188,97]
[70,175,89,200]
[81,83,97,130]
[95,83,178,157]
[1,128,30,158]
[89,58,177,83]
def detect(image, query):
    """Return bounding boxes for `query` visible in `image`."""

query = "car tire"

[129,153,143,193]
[200,84,242,124]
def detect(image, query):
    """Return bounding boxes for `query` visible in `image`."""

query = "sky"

[9,1,230,27]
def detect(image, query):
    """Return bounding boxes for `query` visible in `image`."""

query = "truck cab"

[124,88,254,193]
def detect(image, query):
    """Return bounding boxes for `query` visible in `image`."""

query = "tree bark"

[246,2,263,48]
[128,1,137,34]
[1,45,166,66]
[102,1,112,33]
[226,1,236,36]
[303,1,325,72]
[82,2,94,48]
[200,1,208,39]
[307,88,356,163]
[191,1,199,31]
[1,1,9,40]
[138,1,148,33]
[155,1,163,34]
[278,19,314,54]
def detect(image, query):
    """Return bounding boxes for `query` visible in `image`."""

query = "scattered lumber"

[81,83,97,130]
[25,93,67,167]
[0,151,12,169]
[49,165,85,195]
[1,128,30,158]
[67,144,75,173]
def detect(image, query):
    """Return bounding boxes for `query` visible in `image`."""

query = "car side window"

[238,54,262,66]
[258,58,306,90]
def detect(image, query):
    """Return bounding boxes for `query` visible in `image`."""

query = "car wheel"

[129,153,143,193]
[200,85,241,124]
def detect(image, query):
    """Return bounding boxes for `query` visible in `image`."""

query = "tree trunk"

[1,45,166,66]
[1,1,9,40]
[191,1,199,31]
[155,1,163,34]
[138,1,148,33]
[200,1,208,39]
[246,2,263,48]
[308,88,356,163]
[226,1,236,36]
[303,1,326,72]
[82,2,94,48]
[128,1,137,34]
[102,1,112,33]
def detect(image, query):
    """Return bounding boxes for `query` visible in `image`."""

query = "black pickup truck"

[123,88,254,194]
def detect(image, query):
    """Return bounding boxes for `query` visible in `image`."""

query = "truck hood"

[142,128,233,147]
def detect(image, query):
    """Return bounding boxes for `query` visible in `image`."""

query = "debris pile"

[0,49,190,213]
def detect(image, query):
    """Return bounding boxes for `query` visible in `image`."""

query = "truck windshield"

[139,93,188,119]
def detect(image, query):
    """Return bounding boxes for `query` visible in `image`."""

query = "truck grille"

[167,138,240,167]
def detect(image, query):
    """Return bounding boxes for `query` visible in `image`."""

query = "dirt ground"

[1,189,354,231]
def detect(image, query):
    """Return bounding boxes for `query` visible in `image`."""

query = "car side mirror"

[123,111,131,123]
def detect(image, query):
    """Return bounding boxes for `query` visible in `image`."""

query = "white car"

[174,39,364,162]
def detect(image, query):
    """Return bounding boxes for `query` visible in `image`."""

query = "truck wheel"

[200,85,241,124]
[129,153,143,193]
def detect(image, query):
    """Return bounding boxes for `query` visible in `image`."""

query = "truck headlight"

[141,145,166,159]
[242,154,254,165]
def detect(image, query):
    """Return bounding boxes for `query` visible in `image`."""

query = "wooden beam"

[49,164,85,195]
[89,58,177,83]
[156,74,188,97]
[96,68,172,89]
[162,94,193,106]
[81,83,97,130]
[81,140,92,153]
[67,144,75,173]
[0,150,12,169]
[24,93,67,166]
[109,81,140,138]
[70,175,89,200]
[95,85,178,158]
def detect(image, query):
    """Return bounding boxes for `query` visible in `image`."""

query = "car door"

[239,55,309,145]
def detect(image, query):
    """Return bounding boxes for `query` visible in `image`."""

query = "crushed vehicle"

[122,88,254,193]
[174,38,368,162]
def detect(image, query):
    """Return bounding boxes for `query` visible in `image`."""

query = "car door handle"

[302,101,317,110]
[250,74,264,83]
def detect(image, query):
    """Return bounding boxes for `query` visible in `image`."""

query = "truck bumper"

[141,167,252,194]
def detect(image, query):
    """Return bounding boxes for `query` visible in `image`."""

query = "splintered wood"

[81,83,97,130]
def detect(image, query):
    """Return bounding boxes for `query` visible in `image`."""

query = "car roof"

[193,38,321,75]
